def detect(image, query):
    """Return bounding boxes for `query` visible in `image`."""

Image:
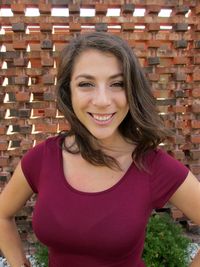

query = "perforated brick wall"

[0,0,200,252]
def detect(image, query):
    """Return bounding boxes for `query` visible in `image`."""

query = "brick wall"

[0,0,200,252]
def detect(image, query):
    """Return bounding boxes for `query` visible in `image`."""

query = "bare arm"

[169,171,200,267]
[0,162,34,267]
[189,249,200,267]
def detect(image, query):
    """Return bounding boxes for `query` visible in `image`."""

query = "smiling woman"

[57,32,167,170]
[70,49,129,144]
[0,32,200,267]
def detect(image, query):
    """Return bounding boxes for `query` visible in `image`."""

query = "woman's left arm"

[169,171,200,267]
[189,250,200,267]
[169,171,200,225]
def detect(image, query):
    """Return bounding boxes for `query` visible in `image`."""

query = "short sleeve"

[150,149,189,209]
[21,140,46,193]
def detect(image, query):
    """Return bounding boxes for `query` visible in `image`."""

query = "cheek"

[119,93,129,108]
[71,93,90,114]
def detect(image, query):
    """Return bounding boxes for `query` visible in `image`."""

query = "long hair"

[56,32,168,170]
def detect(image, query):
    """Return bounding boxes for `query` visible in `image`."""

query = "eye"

[111,81,124,88]
[78,82,94,87]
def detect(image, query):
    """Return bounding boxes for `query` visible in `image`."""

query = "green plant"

[143,213,190,267]
[34,242,48,267]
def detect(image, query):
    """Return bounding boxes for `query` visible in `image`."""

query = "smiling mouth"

[88,113,115,122]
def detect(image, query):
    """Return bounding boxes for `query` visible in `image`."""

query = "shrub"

[143,213,190,267]
[34,242,48,267]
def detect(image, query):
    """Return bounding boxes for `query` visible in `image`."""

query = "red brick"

[43,92,55,101]
[42,74,55,85]
[195,24,200,32]
[146,5,161,14]
[122,23,135,31]
[41,57,54,67]
[13,58,28,67]
[14,76,29,85]
[175,120,189,130]
[172,106,187,113]
[26,68,42,77]
[146,23,160,32]
[193,56,200,65]
[153,90,171,98]
[0,126,6,135]
[11,3,25,14]
[32,109,45,117]
[191,135,200,144]
[34,123,57,133]
[193,71,200,81]
[173,57,188,65]
[190,150,200,160]
[39,3,51,14]
[13,40,27,50]
[68,4,80,15]
[170,135,185,145]
[191,120,200,129]
[40,23,52,32]
[45,108,57,117]
[191,104,200,113]
[69,22,81,32]
[20,139,33,150]
[15,92,30,102]
[173,73,187,81]
[0,141,8,151]
[191,88,200,97]
[95,4,108,15]
[58,121,70,132]
[157,106,169,113]
[20,126,32,134]
[0,156,9,167]
[147,40,161,48]
[173,150,185,160]
[148,73,160,81]
[195,4,200,15]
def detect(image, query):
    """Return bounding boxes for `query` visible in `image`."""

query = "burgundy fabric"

[21,136,189,267]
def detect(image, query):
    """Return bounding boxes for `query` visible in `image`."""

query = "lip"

[88,112,115,125]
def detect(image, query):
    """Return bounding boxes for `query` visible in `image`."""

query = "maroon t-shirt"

[21,135,189,267]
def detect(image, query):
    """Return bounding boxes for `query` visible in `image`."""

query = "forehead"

[71,49,123,77]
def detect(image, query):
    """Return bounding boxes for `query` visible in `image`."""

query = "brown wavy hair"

[56,32,168,170]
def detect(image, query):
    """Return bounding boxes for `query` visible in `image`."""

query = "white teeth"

[92,114,113,121]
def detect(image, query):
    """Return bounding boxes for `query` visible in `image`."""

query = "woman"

[0,32,199,267]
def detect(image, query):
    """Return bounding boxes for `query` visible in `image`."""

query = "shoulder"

[21,135,63,164]
[144,148,188,175]
[30,135,63,152]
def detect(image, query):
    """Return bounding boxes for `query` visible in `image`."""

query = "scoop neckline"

[58,135,136,196]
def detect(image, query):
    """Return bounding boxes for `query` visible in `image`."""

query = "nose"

[92,85,111,107]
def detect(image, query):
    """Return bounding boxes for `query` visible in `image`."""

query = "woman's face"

[70,49,129,144]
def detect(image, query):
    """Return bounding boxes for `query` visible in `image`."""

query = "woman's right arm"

[0,162,34,267]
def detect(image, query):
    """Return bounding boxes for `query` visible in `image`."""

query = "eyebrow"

[74,73,123,80]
